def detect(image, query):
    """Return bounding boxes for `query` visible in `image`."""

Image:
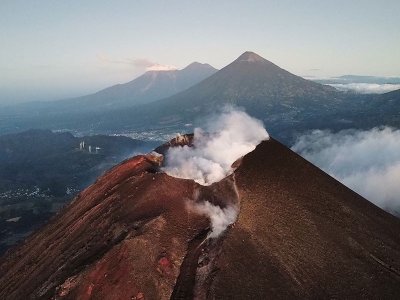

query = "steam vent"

[1,135,400,299]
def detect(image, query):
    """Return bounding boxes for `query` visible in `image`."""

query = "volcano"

[62,51,352,143]
[60,61,218,111]
[3,52,400,141]
[0,136,399,299]
[86,52,339,128]
[0,62,218,135]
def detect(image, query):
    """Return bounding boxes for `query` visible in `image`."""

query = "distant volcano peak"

[236,51,266,62]
[183,62,216,71]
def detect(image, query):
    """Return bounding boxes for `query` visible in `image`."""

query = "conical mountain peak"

[236,51,266,62]
[183,62,216,71]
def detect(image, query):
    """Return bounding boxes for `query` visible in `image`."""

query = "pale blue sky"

[1,0,399,104]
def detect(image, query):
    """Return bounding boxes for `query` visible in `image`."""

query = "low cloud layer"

[292,127,400,215]
[163,108,269,185]
[328,83,400,94]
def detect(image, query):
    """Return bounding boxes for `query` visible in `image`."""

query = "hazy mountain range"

[0,62,216,129]
[1,51,400,144]
[55,61,217,112]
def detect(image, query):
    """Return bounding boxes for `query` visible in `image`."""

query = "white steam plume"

[162,108,269,185]
[190,201,238,238]
[292,127,400,215]
[163,107,268,238]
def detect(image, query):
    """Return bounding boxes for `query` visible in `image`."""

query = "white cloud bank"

[292,127,400,215]
[328,83,400,94]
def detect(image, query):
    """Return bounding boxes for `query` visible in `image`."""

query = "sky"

[1,0,400,105]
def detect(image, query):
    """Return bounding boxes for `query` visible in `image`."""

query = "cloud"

[145,64,177,71]
[328,83,400,94]
[162,107,269,185]
[303,75,337,81]
[292,127,400,215]
[97,54,177,71]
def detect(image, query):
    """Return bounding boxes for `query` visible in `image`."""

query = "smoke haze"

[292,127,400,215]
[163,108,269,185]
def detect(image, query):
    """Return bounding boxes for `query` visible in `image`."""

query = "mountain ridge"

[0,136,399,298]
[0,61,218,119]
[92,52,400,142]
[77,51,345,139]
[53,61,218,111]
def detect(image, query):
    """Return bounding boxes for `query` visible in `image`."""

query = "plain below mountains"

[0,136,399,299]
[0,129,157,255]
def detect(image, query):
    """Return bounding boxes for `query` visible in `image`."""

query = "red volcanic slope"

[0,138,399,299]
[0,154,207,299]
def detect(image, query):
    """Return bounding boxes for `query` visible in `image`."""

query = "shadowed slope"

[213,139,400,298]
